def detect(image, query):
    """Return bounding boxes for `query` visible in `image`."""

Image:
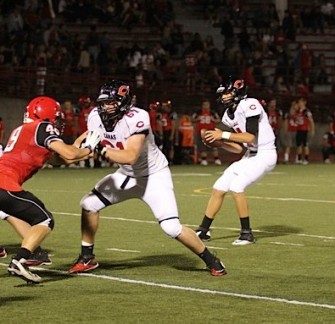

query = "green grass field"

[1,163,334,323]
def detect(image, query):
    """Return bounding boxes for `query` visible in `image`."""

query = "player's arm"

[204,115,259,144]
[49,141,91,161]
[102,132,147,165]
[308,114,315,137]
[220,141,244,154]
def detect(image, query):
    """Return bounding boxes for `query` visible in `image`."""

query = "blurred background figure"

[61,100,77,168]
[295,96,315,165]
[283,100,298,163]
[322,130,335,163]
[265,98,283,152]
[148,101,163,149]
[77,95,94,168]
[192,99,221,165]
[177,111,195,164]
[160,100,177,164]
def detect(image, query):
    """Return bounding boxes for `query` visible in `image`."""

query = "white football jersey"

[87,107,168,176]
[221,98,276,152]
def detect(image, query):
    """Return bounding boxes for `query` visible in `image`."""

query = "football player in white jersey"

[69,80,226,276]
[196,78,277,245]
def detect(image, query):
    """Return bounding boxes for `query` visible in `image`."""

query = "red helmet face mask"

[25,96,65,134]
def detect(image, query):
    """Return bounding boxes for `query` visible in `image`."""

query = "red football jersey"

[193,109,219,134]
[296,109,312,131]
[149,109,161,132]
[0,121,62,191]
[161,112,173,131]
[267,109,283,131]
[63,111,76,137]
[78,107,92,133]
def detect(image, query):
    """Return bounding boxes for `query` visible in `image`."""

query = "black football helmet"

[216,77,248,110]
[96,80,132,131]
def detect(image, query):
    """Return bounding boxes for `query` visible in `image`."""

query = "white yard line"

[269,242,305,247]
[107,248,141,253]
[0,262,334,310]
[54,212,335,241]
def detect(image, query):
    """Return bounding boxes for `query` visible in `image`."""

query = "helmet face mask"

[216,78,247,111]
[25,96,65,134]
[97,81,131,131]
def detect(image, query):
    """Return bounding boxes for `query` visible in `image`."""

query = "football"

[200,129,243,154]
[200,129,224,147]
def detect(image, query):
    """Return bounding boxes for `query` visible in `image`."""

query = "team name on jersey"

[104,133,116,140]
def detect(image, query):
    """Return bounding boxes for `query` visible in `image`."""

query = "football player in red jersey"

[266,98,283,151]
[148,101,163,149]
[295,96,315,164]
[77,96,95,168]
[77,96,92,135]
[160,100,178,164]
[192,99,221,165]
[283,100,298,163]
[0,96,101,283]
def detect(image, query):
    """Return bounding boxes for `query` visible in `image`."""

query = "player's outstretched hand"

[83,131,101,152]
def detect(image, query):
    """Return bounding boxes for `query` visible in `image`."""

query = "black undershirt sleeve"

[246,115,260,138]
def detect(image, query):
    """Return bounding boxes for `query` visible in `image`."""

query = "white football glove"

[82,130,101,152]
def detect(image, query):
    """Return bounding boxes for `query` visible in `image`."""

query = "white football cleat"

[8,258,42,284]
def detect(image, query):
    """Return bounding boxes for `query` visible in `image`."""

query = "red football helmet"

[25,96,65,133]
[78,95,92,108]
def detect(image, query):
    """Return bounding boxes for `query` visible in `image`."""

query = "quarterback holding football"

[196,77,277,245]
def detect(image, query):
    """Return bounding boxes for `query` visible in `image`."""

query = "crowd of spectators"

[0,0,334,101]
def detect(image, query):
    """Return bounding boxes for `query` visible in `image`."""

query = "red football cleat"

[208,258,227,276]
[68,255,99,274]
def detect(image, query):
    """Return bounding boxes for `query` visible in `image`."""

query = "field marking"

[107,248,141,253]
[256,183,318,187]
[0,263,334,310]
[269,242,304,247]
[192,188,335,204]
[172,173,212,177]
[53,212,335,241]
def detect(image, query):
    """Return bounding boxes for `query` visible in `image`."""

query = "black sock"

[198,215,213,232]
[305,155,309,161]
[198,248,216,267]
[14,247,32,261]
[81,244,94,256]
[240,217,250,231]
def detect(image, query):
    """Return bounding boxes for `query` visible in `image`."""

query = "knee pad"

[159,217,182,238]
[80,191,106,212]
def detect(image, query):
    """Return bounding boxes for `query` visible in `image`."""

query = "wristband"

[221,131,231,140]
